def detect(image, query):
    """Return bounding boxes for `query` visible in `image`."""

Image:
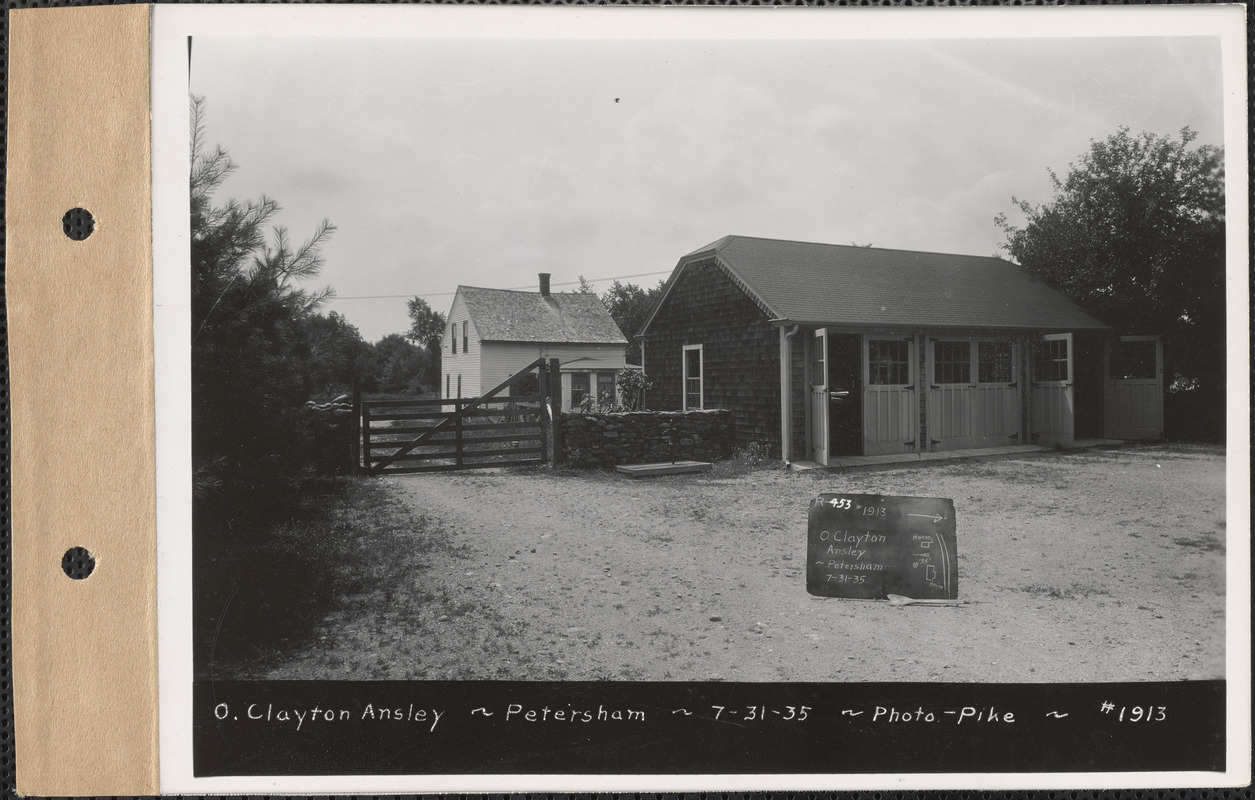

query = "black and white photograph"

[150,4,1248,791]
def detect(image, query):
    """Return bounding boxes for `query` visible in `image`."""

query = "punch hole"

[61,547,95,580]
[62,207,95,240]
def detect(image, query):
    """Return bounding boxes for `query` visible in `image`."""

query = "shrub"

[616,368,652,411]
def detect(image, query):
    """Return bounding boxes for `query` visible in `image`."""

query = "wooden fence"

[358,358,561,475]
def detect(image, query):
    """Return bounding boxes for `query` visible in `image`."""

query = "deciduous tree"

[996,126,1225,438]
[404,296,447,389]
[601,279,665,365]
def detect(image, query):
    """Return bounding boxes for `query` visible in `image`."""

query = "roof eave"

[767,318,1111,331]
[637,244,780,337]
[481,338,629,346]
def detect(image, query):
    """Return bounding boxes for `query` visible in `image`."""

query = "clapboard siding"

[481,341,627,410]
[442,293,482,398]
[643,258,782,453]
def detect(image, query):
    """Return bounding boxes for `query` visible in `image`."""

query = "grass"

[194,477,479,679]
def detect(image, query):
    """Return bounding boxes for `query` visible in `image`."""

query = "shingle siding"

[790,332,807,457]
[642,258,781,453]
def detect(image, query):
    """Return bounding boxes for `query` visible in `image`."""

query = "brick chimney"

[539,272,551,297]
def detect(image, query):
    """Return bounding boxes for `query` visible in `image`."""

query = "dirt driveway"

[268,444,1226,683]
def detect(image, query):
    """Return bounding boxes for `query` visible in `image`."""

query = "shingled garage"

[637,235,1165,465]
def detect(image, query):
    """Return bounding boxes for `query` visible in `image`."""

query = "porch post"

[918,332,929,453]
[803,334,813,461]
[548,358,563,464]
[779,326,791,462]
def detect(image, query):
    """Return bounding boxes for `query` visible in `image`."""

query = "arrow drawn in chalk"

[908,513,947,523]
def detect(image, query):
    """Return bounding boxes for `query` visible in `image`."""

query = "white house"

[442,274,631,411]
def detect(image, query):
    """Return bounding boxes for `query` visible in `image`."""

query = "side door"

[1030,332,1074,449]
[1104,335,1163,439]
[863,336,917,456]
[809,329,829,465]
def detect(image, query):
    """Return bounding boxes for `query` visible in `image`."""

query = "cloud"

[191,33,1225,341]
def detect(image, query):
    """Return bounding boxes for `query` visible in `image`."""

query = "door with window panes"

[862,336,916,456]
[1030,333,1074,448]
[1103,335,1163,439]
[927,338,1020,451]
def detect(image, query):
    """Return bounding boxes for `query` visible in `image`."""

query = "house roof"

[643,235,1109,333]
[459,286,627,345]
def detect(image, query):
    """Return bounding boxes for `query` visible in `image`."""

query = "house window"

[1034,338,1069,382]
[446,374,450,398]
[868,340,910,385]
[451,323,457,355]
[462,321,468,353]
[596,372,616,406]
[457,374,462,398]
[571,372,590,408]
[978,341,1014,383]
[683,344,703,410]
[933,341,971,384]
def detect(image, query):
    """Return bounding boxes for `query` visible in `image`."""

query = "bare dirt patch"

[260,444,1226,683]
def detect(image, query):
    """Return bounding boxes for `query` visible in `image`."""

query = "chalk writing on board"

[806,493,958,600]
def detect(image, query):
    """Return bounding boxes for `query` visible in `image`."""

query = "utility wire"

[328,269,672,301]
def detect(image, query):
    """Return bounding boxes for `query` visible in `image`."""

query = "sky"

[190,31,1224,343]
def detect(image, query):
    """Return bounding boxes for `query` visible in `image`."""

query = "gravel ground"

[266,443,1227,683]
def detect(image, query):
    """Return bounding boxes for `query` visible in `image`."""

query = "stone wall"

[561,409,734,468]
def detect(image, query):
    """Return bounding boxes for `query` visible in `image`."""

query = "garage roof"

[643,235,1109,333]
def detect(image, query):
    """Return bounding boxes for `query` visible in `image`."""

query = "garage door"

[1104,335,1163,439]
[1030,333,1074,449]
[927,338,1021,451]
[863,336,917,456]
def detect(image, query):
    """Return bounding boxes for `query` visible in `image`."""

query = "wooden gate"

[359,358,561,475]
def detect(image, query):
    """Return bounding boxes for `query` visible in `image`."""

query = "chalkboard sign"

[806,493,958,600]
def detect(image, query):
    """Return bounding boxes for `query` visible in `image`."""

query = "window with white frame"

[450,323,457,355]
[682,344,703,410]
